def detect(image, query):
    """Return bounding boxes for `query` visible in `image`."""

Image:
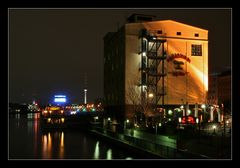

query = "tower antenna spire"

[84,73,87,104]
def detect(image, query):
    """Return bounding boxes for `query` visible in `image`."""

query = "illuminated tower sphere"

[84,88,87,104]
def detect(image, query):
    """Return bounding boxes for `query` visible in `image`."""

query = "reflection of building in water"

[59,132,64,159]
[34,114,40,157]
[42,131,65,159]
[42,133,52,159]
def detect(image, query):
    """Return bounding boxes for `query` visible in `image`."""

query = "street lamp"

[180,105,185,118]
[196,117,199,124]
[178,117,182,129]
[212,125,216,134]
[148,93,154,98]
[196,117,200,132]
[201,104,206,122]
[124,119,129,132]
[177,117,182,146]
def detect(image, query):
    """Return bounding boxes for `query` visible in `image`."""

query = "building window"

[142,73,147,85]
[142,56,147,69]
[177,32,181,36]
[142,39,147,53]
[195,33,199,37]
[191,44,202,56]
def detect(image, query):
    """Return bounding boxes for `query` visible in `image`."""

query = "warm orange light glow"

[49,107,60,110]
[189,64,208,91]
[59,132,64,158]
[42,133,52,159]
[148,93,154,98]
[47,118,51,123]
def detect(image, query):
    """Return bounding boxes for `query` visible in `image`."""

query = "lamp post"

[201,104,206,122]
[178,117,182,129]
[177,117,182,149]
[124,119,129,134]
[196,118,200,141]
[212,125,216,134]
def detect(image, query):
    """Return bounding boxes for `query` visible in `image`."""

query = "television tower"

[84,73,87,104]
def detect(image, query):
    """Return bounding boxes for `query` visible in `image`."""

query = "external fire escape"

[139,29,167,110]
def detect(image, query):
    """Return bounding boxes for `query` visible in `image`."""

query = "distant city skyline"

[9,8,231,104]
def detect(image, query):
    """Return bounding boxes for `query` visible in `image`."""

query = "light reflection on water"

[107,149,112,160]
[93,141,99,159]
[9,114,136,159]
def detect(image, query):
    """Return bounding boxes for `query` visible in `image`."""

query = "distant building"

[208,70,231,113]
[104,14,208,124]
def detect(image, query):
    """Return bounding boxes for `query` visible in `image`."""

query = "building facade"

[104,14,208,124]
[208,70,231,113]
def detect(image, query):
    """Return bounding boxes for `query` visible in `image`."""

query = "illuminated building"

[53,95,67,106]
[104,14,208,123]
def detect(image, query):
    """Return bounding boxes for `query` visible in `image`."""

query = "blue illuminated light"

[54,98,66,103]
[54,95,67,103]
[54,95,66,98]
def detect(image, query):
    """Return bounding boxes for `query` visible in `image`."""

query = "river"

[9,113,136,160]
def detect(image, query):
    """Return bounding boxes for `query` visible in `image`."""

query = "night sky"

[9,9,231,104]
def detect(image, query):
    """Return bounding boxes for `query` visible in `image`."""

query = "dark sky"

[9,8,231,104]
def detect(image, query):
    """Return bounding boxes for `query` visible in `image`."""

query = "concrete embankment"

[87,128,165,159]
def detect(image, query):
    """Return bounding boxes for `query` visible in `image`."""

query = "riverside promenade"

[88,126,230,159]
